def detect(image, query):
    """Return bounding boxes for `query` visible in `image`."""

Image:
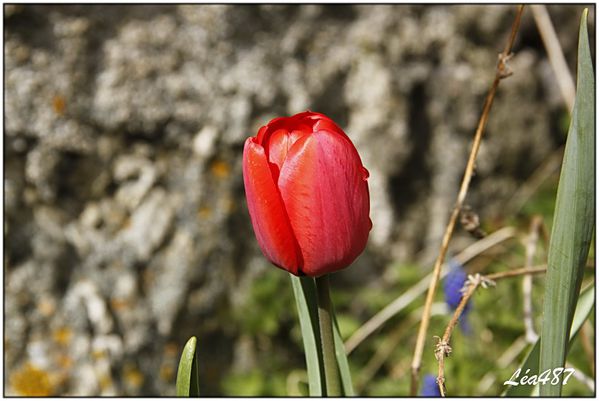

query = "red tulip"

[243,111,372,277]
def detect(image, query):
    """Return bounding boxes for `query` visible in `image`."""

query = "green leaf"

[176,336,200,397]
[333,314,356,396]
[290,275,325,396]
[539,8,595,397]
[505,284,595,397]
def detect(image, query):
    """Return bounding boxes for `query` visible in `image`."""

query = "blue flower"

[420,374,441,397]
[443,259,472,334]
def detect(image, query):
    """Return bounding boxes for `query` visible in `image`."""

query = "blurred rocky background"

[4,4,594,396]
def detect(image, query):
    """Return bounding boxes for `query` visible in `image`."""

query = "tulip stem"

[315,274,341,397]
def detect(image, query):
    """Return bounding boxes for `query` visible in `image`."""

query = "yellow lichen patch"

[123,363,144,389]
[91,348,106,359]
[164,342,179,357]
[56,355,73,370]
[52,327,72,346]
[52,95,66,116]
[10,363,53,396]
[38,298,56,317]
[222,197,236,213]
[121,216,132,230]
[197,206,212,220]
[110,298,130,311]
[99,374,113,391]
[210,160,230,179]
[159,364,175,381]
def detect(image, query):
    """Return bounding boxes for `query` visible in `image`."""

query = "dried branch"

[566,362,595,392]
[485,265,546,280]
[507,146,564,214]
[531,5,576,111]
[435,265,545,396]
[409,5,526,394]
[523,216,543,343]
[579,321,595,377]
[507,4,576,215]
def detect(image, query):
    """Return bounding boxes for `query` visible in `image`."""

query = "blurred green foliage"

[234,268,293,336]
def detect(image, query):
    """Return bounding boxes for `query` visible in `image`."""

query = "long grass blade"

[290,275,325,396]
[176,336,200,396]
[539,8,595,397]
[333,314,355,396]
[504,284,595,397]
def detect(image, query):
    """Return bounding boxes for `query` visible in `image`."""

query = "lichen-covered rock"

[4,4,591,395]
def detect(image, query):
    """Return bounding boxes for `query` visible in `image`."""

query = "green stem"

[315,274,341,396]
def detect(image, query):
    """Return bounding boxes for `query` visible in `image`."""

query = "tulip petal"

[267,129,311,179]
[278,131,371,276]
[256,125,269,143]
[243,138,302,274]
[266,129,290,180]
[313,118,347,138]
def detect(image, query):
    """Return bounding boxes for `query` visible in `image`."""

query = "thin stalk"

[531,4,576,112]
[579,321,595,376]
[315,275,341,396]
[523,216,543,343]
[410,5,525,394]
[436,265,548,395]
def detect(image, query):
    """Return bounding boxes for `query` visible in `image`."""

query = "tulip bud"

[243,111,372,277]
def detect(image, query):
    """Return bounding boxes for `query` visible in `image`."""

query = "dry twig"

[566,362,595,392]
[410,5,526,394]
[507,146,564,214]
[531,5,576,111]
[507,4,577,216]
[435,265,546,395]
[579,321,595,377]
[523,216,543,343]
[485,265,546,280]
